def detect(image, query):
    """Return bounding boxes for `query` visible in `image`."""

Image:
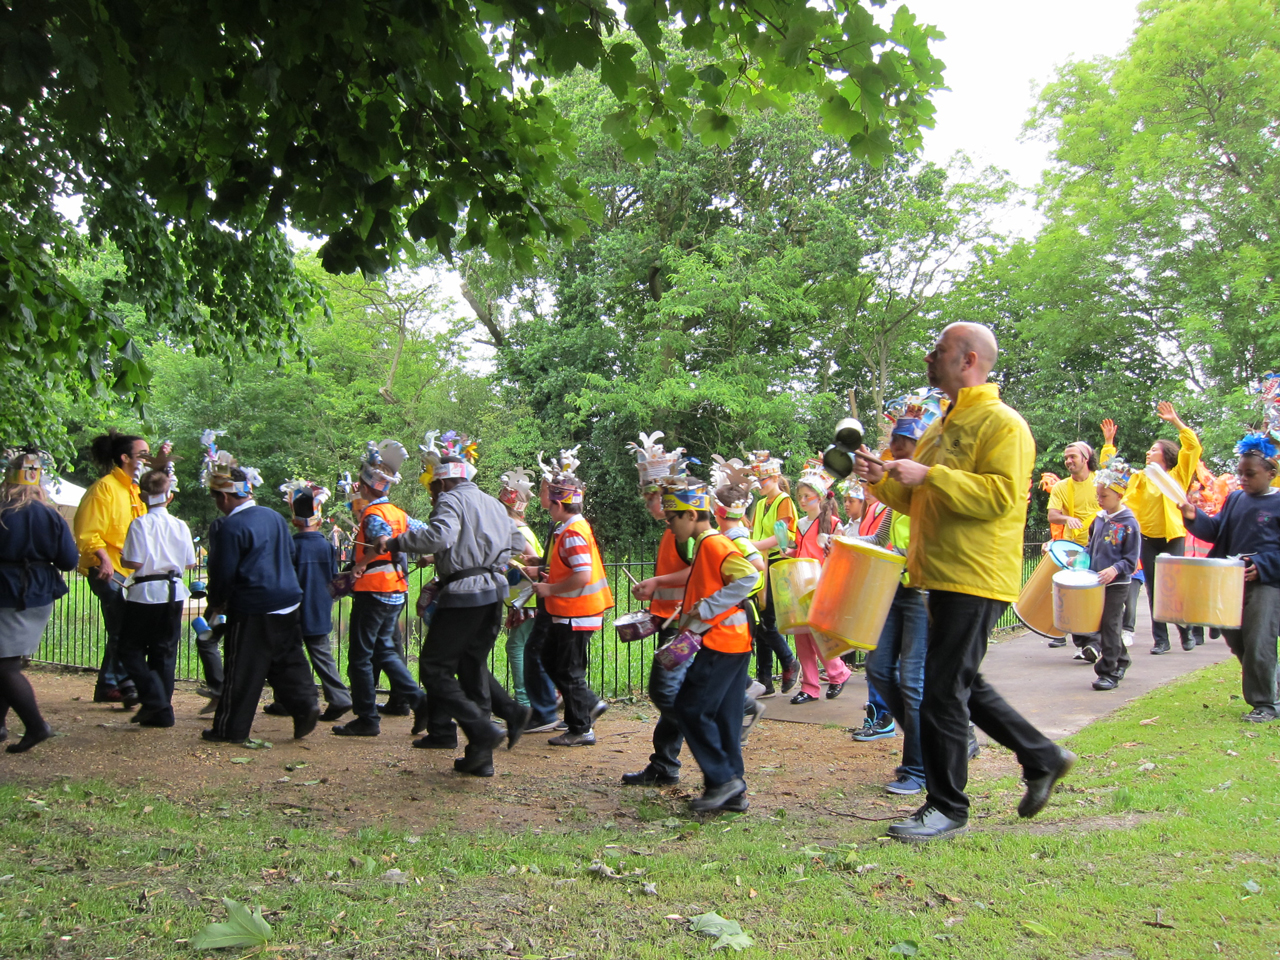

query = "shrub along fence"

[34,533,1051,700]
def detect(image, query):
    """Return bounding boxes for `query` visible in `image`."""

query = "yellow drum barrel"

[769,558,822,634]
[1052,570,1104,635]
[1014,539,1084,639]
[1153,556,1245,629]
[807,537,906,655]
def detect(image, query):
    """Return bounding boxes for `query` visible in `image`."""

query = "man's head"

[1063,442,1097,480]
[926,322,998,400]
[428,456,467,503]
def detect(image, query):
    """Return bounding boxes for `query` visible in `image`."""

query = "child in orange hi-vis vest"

[665,477,761,814]
[531,449,614,747]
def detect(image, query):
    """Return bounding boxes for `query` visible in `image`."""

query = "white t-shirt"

[121,507,197,604]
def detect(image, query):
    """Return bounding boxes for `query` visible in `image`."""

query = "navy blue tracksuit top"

[292,530,338,636]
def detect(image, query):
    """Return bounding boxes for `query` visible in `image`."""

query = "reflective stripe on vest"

[750,493,793,560]
[353,501,409,594]
[545,517,614,618]
[650,528,688,619]
[681,532,753,655]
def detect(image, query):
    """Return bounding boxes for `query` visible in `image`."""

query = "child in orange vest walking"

[667,478,761,813]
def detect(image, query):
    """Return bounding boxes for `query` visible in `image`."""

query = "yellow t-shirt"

[1047,475,1100,547]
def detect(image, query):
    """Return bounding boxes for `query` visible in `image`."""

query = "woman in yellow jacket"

[1119,401,1202,655]
[72,430,150,704]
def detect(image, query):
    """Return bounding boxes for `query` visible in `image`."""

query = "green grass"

[3,665,1278,958]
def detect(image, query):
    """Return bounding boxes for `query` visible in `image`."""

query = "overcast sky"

[900,0,1141,197]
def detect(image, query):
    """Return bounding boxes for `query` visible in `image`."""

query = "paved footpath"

[762,601,1230,741]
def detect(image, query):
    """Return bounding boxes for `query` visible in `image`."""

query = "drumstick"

[660,603,683,630]
[512,562,538,583]
[854,449,885,466]
[621,568,641,587]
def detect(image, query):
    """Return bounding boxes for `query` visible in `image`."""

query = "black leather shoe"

[477,723,506,752]
[293,705,320,740]
[413,736,458,749]
[454,751,494,777]
[411,699,429,735]
[507,705,531,750]
[332,718,381,737]
[887,803,968,842]
[379,700,412,717]
[262,702,290,717]
[1181,637,1196,651]
[319,704,351,722]
[201,729,247,744]
[1018,747,1077,818]
[789,692,818,704]
[1092,676,1118,691]
[1150,643,1171,655]
[825,681,845,700]
[1047,637,1067,648]
[690,778,747,813]
[621,767,679,787]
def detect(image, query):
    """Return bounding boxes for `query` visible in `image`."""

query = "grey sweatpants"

[1221,582,1280,715]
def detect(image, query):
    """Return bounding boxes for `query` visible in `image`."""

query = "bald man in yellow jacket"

[855,322,1073,842]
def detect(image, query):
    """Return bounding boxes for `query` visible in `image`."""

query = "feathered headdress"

[1236,432,1279,466]
[359,439,409,493]
[419,430,479,487]
[499,467,535,509]
[148,441,180,498]
[537,447,584,504]
[627,431,685,494]
[748,449,782,480]
[837,478,865,501]
[280,478,331,522]
[1,446,55,489]
[200,430,262,496]
[1096,456,1133,494]
[797,457,835,495]
[659,475,712,513]
[711,455,755,519]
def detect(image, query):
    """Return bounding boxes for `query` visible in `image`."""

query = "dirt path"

[0,671,1023,834]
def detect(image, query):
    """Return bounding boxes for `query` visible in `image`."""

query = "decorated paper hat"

[887,387,948,428]
[891,418,927,442]
[749,450,783,479]
[359,439,409,493]
[837,477,865,501]
[200,430,262,496]
[538,446,585,504]
[419,430,480,487]
[660,475,712,513]
[499,467,535,507]
[1096,456,1133,494]
[280,479,331,521]
[627,431,686,494]
[710,455,756,519]
[1236,432,1279,466]
[1,446,55,489]
[797,458,835,495]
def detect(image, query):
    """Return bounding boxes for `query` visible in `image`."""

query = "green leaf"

[712,932,754,951]
[1020,920,1056,938]
[889,942,919,956]
[1243,880,1262,895]
[190,897,272,950]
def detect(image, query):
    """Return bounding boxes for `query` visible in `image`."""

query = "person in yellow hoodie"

[1111,401,1202,655]
[73,430,150,705]
[853,322,1073,842]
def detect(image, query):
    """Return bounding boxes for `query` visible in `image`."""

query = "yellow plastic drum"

[1014,540,1084,639]
[769,558,822,634]
[807,537,907,653]
[1052,570,1104,635]
[1154,556,1245,629]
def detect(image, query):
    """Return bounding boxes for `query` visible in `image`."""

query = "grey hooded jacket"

[389,480,524,607]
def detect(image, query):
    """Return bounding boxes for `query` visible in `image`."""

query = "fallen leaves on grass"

[1020,919,1056,938]
[1139,717,1159,726]
[190,897,272,950]
[688,912,754,952]
[588,860,645,880]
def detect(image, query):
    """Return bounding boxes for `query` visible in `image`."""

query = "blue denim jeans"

[674,647,750,788]
[88,574,131,691]
[505,615,535,706]
[347,594,421,723]
[523,610,559,726]
[865,585,928,786]
[647,630,693,779]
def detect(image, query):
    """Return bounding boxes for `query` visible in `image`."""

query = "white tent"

[49,478,86,508]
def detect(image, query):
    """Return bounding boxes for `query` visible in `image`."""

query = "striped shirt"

[551,517,604,631]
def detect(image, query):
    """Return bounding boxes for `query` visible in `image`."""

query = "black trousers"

[210,609,318,742]
[542,622,599,734]
[419,602,520,749]
[119,601,183,721]
[1141,535,1192,648]
[921,591,1059,820]
[1095,582,1131,681]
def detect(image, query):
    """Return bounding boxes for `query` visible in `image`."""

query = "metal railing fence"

[34,535,1050,699]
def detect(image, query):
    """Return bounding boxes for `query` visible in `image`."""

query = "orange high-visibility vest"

[681,532,753,654]
[545,516,614,618]
[650,528,687,620]
[354,501,409,594]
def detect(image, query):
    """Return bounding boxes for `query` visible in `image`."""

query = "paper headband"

[837,478,865,500]
[628,431,686,493]
[499,467,535,506]
[540,447,585,503]
[281,479,332,520]
[660,477,712,513]
[419,430,479,487]
[1096,456,1133,493]
[749,450,782,479]
[1,447,55,488]
[797,458,835,495]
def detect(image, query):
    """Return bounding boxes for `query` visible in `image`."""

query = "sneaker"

[1082,645,1100,663]
[741,698,766,740]
[885,774,923,795]
[689,778,747,813]
[1241,708,1278,723]
[1121,630,1134,648]
[554,720,569,731]
[852,708,897,742]
[524,718,560,734]
[746,680,767,700]
[779,664,800,695]
[1047,637,1067,648]
[757,681,777,699]
[548,730,595,747]
[198,697,220,716]
[1092,676,1119,691]
[93,686,124,703]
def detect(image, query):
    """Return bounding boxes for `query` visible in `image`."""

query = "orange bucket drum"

[807,537,906,657]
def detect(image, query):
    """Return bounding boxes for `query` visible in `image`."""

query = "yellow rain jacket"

[870,383,1034,603]
[1121,428,1201,540]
